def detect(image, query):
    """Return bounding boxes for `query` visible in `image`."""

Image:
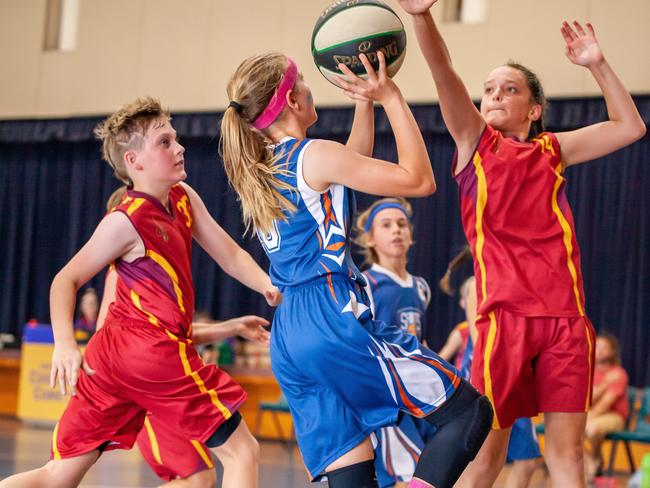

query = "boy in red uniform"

[0,97,280,488]
[398,1,646,487]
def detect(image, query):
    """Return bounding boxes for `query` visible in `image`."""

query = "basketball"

[311,0,407,85]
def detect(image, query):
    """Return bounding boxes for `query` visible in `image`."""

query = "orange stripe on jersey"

[315,230,323,249]
[143,416,163,464]
[326,241,345,252]
[550,163,584,316]
[483,311,500,429]
[130,290,159,327]
[126,197,146,216]
[190,439,215,469]
[146,250,186,314]
[584,322,594,411]
[385,358,425,417]
[455,321,469,331]
[472,152,489,307]
[165,330,232,420]
[52,422,61,460]
[410,355,461,388]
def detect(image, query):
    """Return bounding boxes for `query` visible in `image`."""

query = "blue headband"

[364,202,410,232]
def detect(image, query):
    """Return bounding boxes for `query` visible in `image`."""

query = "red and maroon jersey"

[455,125,585,317]
[105,184,195,337]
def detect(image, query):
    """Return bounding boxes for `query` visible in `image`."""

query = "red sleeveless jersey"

[455,125,585,317]
[106,185,195,337]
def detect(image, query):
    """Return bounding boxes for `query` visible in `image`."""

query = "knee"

[584,423,603,441]
[547,440,583,465]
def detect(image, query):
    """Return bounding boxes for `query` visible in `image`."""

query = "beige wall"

[1,0,649,118]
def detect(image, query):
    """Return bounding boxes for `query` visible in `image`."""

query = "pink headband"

[252,58,298,130]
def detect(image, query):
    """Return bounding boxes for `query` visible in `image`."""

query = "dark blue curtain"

[1,96,648,386]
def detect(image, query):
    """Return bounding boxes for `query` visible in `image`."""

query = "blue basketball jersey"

[257,137,363,289]
[364,264,431,343]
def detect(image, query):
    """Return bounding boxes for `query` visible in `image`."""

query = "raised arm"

[50,212,141,395]
[346,100,375,156]
[398,0,484,157]
[303,51,435,197]
[182,183,281,306]
[556,21,646,166]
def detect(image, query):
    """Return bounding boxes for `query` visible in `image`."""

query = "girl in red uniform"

[0,97,281,488]
[397,1,645,486]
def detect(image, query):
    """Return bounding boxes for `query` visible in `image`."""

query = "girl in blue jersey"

[355,197,436,488]
[219,51,493,488]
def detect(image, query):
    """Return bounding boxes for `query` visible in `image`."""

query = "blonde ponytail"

[219,53,298,235]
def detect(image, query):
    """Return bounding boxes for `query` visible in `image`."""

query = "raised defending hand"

[561,21,604,67]
[264,286,282,307]
[332,51,399,105]
[50,343,95,396]
[234,315,271,346]
[397,0,439,15]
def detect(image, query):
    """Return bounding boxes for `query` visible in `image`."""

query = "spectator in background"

[73,288,98,341]
[584,333,630,482]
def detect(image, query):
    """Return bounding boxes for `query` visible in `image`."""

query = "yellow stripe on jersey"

[143,416,163,464]
[165,330,231,420]
[484,311,500,429]
[550,163,584,316]
[585,322,594,411]
[146,250,186,314]
[473,152,489,307]
[190,439,215,469]
[130,290,159,327]
[126,197,146,216]
[52,422,61,460]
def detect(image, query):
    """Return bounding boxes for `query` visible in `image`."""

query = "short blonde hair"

[354,197,413,267]
[94,97,170,185]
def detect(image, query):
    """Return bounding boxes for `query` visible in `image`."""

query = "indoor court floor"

[0,417,632,487]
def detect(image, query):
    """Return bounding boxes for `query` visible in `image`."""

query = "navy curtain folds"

[1,96,648,385]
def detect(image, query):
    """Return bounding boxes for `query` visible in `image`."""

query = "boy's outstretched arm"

[182,183,281,306]
[556,21,646,166]
[50,212,141,396]
[398,0,484,154]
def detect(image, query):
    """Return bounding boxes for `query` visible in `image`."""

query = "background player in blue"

[220,51,493,488]
[356,197,437,488]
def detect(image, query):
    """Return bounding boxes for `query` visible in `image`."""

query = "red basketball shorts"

[50,320,246,459]
[136,412,215,481]
[471,309,595,429]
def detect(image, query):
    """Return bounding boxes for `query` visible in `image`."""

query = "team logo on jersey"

[154,221,169,242]
[398,307,422,337]
[257,220,282,254]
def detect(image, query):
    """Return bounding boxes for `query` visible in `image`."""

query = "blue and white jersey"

[363,264,431,342]
[257,137,363,289]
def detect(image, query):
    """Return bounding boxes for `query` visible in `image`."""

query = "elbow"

[634,122,647,141]
[415,178,437,197]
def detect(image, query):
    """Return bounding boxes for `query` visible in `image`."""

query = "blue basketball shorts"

[270,275,460,480]
[506,417,541,462]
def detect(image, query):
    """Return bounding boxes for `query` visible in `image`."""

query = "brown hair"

[598,332,622,366]
[506,61,548,140]
[106,186,127,211]
[354,197,413,267]
[94,97,170,186]
[439,246,473,296]
[219,52,298,235]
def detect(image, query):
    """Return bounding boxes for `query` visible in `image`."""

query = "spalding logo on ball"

[311,0,407,85]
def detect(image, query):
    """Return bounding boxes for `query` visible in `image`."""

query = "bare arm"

[304,52,435,197]
[438,328,463,362]
[182,183,281,306]
[555,22,646,166]
[191,316,270,346]
[398,0,484,165]
[346,100,375,156]
[50,212,140,395]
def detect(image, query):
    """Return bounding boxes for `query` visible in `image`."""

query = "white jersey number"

[257,220,281,254]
